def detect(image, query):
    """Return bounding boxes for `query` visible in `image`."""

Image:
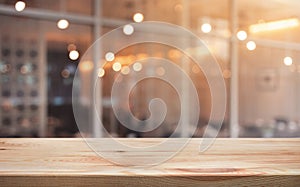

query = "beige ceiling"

[1,0,300,44]
[101,0,300,42]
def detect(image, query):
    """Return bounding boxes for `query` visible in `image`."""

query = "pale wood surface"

[0,138,300,186]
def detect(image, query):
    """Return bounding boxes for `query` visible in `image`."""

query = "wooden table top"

[0,138,299,186]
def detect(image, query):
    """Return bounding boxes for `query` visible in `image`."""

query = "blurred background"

[0,0,300,138]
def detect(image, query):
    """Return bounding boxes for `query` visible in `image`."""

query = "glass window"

[0,0,299,138]
[238,0,300,137]
[0,13,92,137]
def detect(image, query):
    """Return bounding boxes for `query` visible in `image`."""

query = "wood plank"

[0,138,300,186]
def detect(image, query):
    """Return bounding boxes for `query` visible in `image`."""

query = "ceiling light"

[57,19,69,30]
[249,18,299,33]
[246,41,256,51]
[69,50,79,60]
[15,1,26,12]
[201,23,212,33]
[284,56,293,66]
[123,24,134,35]
[236,30,247,41]
[133,13,144,23]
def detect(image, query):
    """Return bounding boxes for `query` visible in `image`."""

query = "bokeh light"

[201,23,212,33]
[133,13,144,23]
[57,19,69,30]
[69,50,79,60]
[237,30,247,41]
[112,62,122,72]
[105,52,115,62]
[123,24,134,35]
[284,56,293,66]
[246,41,256,51]
[15,1,26,12]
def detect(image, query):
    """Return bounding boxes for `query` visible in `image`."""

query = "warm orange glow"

[136,53,148,60]
[79,60,93,72]
[127,55,136,64]
[192,65,200,74]
[249,18,299,33]
[121,66,130,75]
[168,49,181,59]
[223,69,231,79]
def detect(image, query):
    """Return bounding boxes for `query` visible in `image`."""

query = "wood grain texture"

[0,138,299,186]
